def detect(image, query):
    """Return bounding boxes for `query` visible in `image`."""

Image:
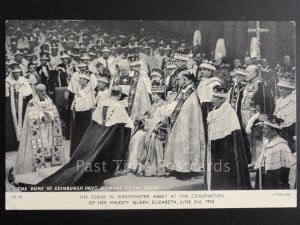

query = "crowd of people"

[5,21,296,190]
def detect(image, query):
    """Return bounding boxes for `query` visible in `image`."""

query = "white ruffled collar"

[277,91,296,108]
[265,136,288,148]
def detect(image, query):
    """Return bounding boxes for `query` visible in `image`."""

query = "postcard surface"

[5,20,297,209]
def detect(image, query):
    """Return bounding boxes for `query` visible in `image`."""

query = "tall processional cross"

[248,21,270,61]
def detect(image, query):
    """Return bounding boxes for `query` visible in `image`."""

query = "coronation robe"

[37,99,133,188]
[255,137,293,189]
[197,76,221,143]
[241,77,273,166]
[5,76,33,151]
[67,71,97,140]
[229,80,252,164]
[24,72,41,96]
[127,70,152,121]
[69,83,95,156]
[273,91,296,153]
[54,63,76,139]
[15,96,65,175]
[127,100,167,175]
[164,84,206,173]
[166,64,188,94]
[206,101,251,190]
[95,88,110,107]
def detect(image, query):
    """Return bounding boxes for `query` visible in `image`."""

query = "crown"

[151,68,162,78]
[200,59,216,71]
[128,54,141,66]
[235,68,248,76]
[78,70,92,80]
[277,70,296,89]
[263,114,284,130]
[174,49,189,61]
[212,85,228,98]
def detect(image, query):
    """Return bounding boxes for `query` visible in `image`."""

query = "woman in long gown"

[37,86,133,188]
[134,87,168,176]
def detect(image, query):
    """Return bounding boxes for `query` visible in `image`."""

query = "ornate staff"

[248,21,270,61]
[248,21,270,113]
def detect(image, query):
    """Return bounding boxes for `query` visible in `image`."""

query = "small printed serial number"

[273,193,291,197]
[9,195,23,199]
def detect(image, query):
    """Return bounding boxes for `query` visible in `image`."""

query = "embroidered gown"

[255,136,293,189]
[69,84,95,156]
[273,90,296,153]
[197,76,221,143]
[127,70,152,120]
[206,101,251,190]
[5,76,33,151]
[164,85,206,173]
[15,96,65,175]
[37,99,133,188]
[127,100,167,175]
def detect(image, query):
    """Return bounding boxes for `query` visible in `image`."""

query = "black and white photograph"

[4,20,297,209]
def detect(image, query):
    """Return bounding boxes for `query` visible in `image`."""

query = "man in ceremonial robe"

[67,63,97,140]
[13,50,28,75]
[238,65,273,169]
[228,69,252,164]
[164,60,178,89]
[166,50,189,96]
[196,60,221,143]
[37,55,56,101]
[69,70,96,156]
[255,115,293,189]
[273,71,296,153]
[205,85,251,190]
[95,76,110,107]
[15,84,65,175]
[54,52,75,138]
[127,72,167,174]
[5,67,33,151]
[113,60,131,96]
[37,86,133,188]
[25,62,41,95]
[164,71,206,180]
[127,55,152,123]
